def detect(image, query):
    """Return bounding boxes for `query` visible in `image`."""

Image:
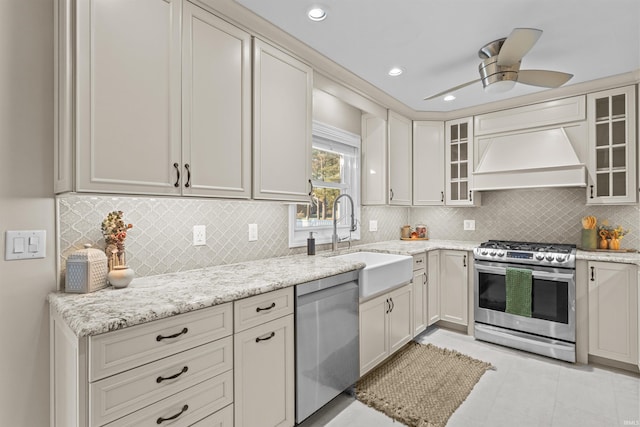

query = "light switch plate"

[5,230,46,260]
[193,225,206,246]
[248,224,258,241]
[463,220,476,231]
[369,220,378,232]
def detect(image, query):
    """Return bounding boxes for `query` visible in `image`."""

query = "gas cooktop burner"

[475,240,577,268]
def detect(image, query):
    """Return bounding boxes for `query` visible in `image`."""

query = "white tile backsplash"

[58,187,638,283]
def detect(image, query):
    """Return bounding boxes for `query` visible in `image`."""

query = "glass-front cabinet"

[587,86,636,204]
[445,117,480,206]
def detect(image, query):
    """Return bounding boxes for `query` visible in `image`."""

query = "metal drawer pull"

[184,164,191,188]
[156,327,188,342]
[156,366,188,383]
[157,404,188,424]
[416,258,423,264]
[590,266,595,281]
[255,332,275,343]
[441,191,444,202]
[256,302,276,312]
[173,163,180,187]
[463,255,467,267]
[389,298,394,312]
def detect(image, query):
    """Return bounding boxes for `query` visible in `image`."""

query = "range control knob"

[556,254,567,262]
[489,250,496,256]
[481,249,488,256]
[535,253,545,261]
[545,253,555,262]
[497,250,505,257]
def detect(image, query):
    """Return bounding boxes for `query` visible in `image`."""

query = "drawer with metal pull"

[104,370,233,427]
[90,336,232,426]
[89,303,232,381]
[413,252,427,270]
[233,287,293,332]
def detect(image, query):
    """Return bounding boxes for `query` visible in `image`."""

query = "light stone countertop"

[49,238,638,338]
[49,255,365,338]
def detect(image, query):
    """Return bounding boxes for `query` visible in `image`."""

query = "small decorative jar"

[609,238,620,250]
[107,265,135,288]
[401,225,411,239]
[65,244,109,293]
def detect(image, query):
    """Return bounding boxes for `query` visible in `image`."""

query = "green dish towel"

[505,267,532,317]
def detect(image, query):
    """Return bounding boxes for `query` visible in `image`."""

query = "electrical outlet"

[193,225,206,246]
[463,220,476,231]
[369,220,378,232]
[248,224,258,241]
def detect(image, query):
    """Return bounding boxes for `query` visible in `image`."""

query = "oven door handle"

[475,264,574,281]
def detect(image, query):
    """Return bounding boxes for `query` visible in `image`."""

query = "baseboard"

[588,354,640,375]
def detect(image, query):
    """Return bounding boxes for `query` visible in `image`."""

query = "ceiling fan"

[424,28,573,100]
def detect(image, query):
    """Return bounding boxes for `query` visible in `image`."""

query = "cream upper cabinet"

[440,250,469,326]
[361,114,388,205]
[181,2,251,198]
[413,121,445,205]
[72,0,182,195]
[588,261,638,365]
[56,0,253,198]
[387,111,412,205]
[586,86,637,204]
[253,39,312,202]
[445,118,480,206]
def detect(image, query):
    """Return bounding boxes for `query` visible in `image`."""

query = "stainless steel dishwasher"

[295,270,360,424]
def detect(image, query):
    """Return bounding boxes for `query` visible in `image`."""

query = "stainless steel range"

[473,240,577,362]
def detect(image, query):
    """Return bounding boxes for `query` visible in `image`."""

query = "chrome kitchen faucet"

[332,194,357,251]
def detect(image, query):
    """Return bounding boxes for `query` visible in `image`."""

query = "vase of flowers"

[101,210,133,270]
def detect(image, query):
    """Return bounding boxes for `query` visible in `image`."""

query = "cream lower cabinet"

[50,303,234,427]
[588,261,638,365]
[439,250,469,326]
[412,252,428,336]
[234,288,295,427]
[427,251,441,326]
[359,283,413,376]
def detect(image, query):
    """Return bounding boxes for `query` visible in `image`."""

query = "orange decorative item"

[609,238,620,250]
[598,229,608,249]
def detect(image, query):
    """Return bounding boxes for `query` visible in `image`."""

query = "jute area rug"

[355,341,493,427]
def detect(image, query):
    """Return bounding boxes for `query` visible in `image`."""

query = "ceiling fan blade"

[423,79,480,100]
[517,70,573,88]
[497,28,543,66]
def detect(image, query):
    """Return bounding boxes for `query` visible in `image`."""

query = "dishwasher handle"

[297,280,358,307]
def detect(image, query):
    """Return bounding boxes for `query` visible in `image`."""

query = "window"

[289,121,361,247]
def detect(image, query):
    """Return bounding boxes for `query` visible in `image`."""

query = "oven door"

[474,260,575,342]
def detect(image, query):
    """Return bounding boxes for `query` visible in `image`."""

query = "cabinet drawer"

[234,288,293,332]
[191,404,233,426]
[89,303,232,381]
[90,336,232,426]
[413,253,427,271]
[105,370,233,427]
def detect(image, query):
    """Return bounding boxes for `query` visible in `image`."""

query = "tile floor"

[300,328,640,427]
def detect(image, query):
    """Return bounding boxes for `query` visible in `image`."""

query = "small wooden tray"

[401,237,429,241]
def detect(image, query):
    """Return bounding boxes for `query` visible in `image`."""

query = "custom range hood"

[473,124,587,191]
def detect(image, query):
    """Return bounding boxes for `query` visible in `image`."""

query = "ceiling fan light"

[484,79,516,93]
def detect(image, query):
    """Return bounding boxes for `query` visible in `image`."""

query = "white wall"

[0,1,56,426]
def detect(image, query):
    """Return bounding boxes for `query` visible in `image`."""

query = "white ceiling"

[233,0,640,112]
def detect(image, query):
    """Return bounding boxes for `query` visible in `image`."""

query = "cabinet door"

[440,250,469,326]
[388,284,413,354]
[234,315,295,427]
[359,294,388,376]
[445,118,480,206]
[413,121,445,205]
[182,2,251,198]
[427,251,441,326]
[586,86,637,204]
[361,114,388,205]
[253,39,312,202]
[76,0,182,195]
[588,262,638,364]
[413,268,427,336]
[388,111,412,205]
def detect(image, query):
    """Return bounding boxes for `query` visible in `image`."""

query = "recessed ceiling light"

[443,95,456,101]
[388,67,404,77]
[308,7,327,21]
